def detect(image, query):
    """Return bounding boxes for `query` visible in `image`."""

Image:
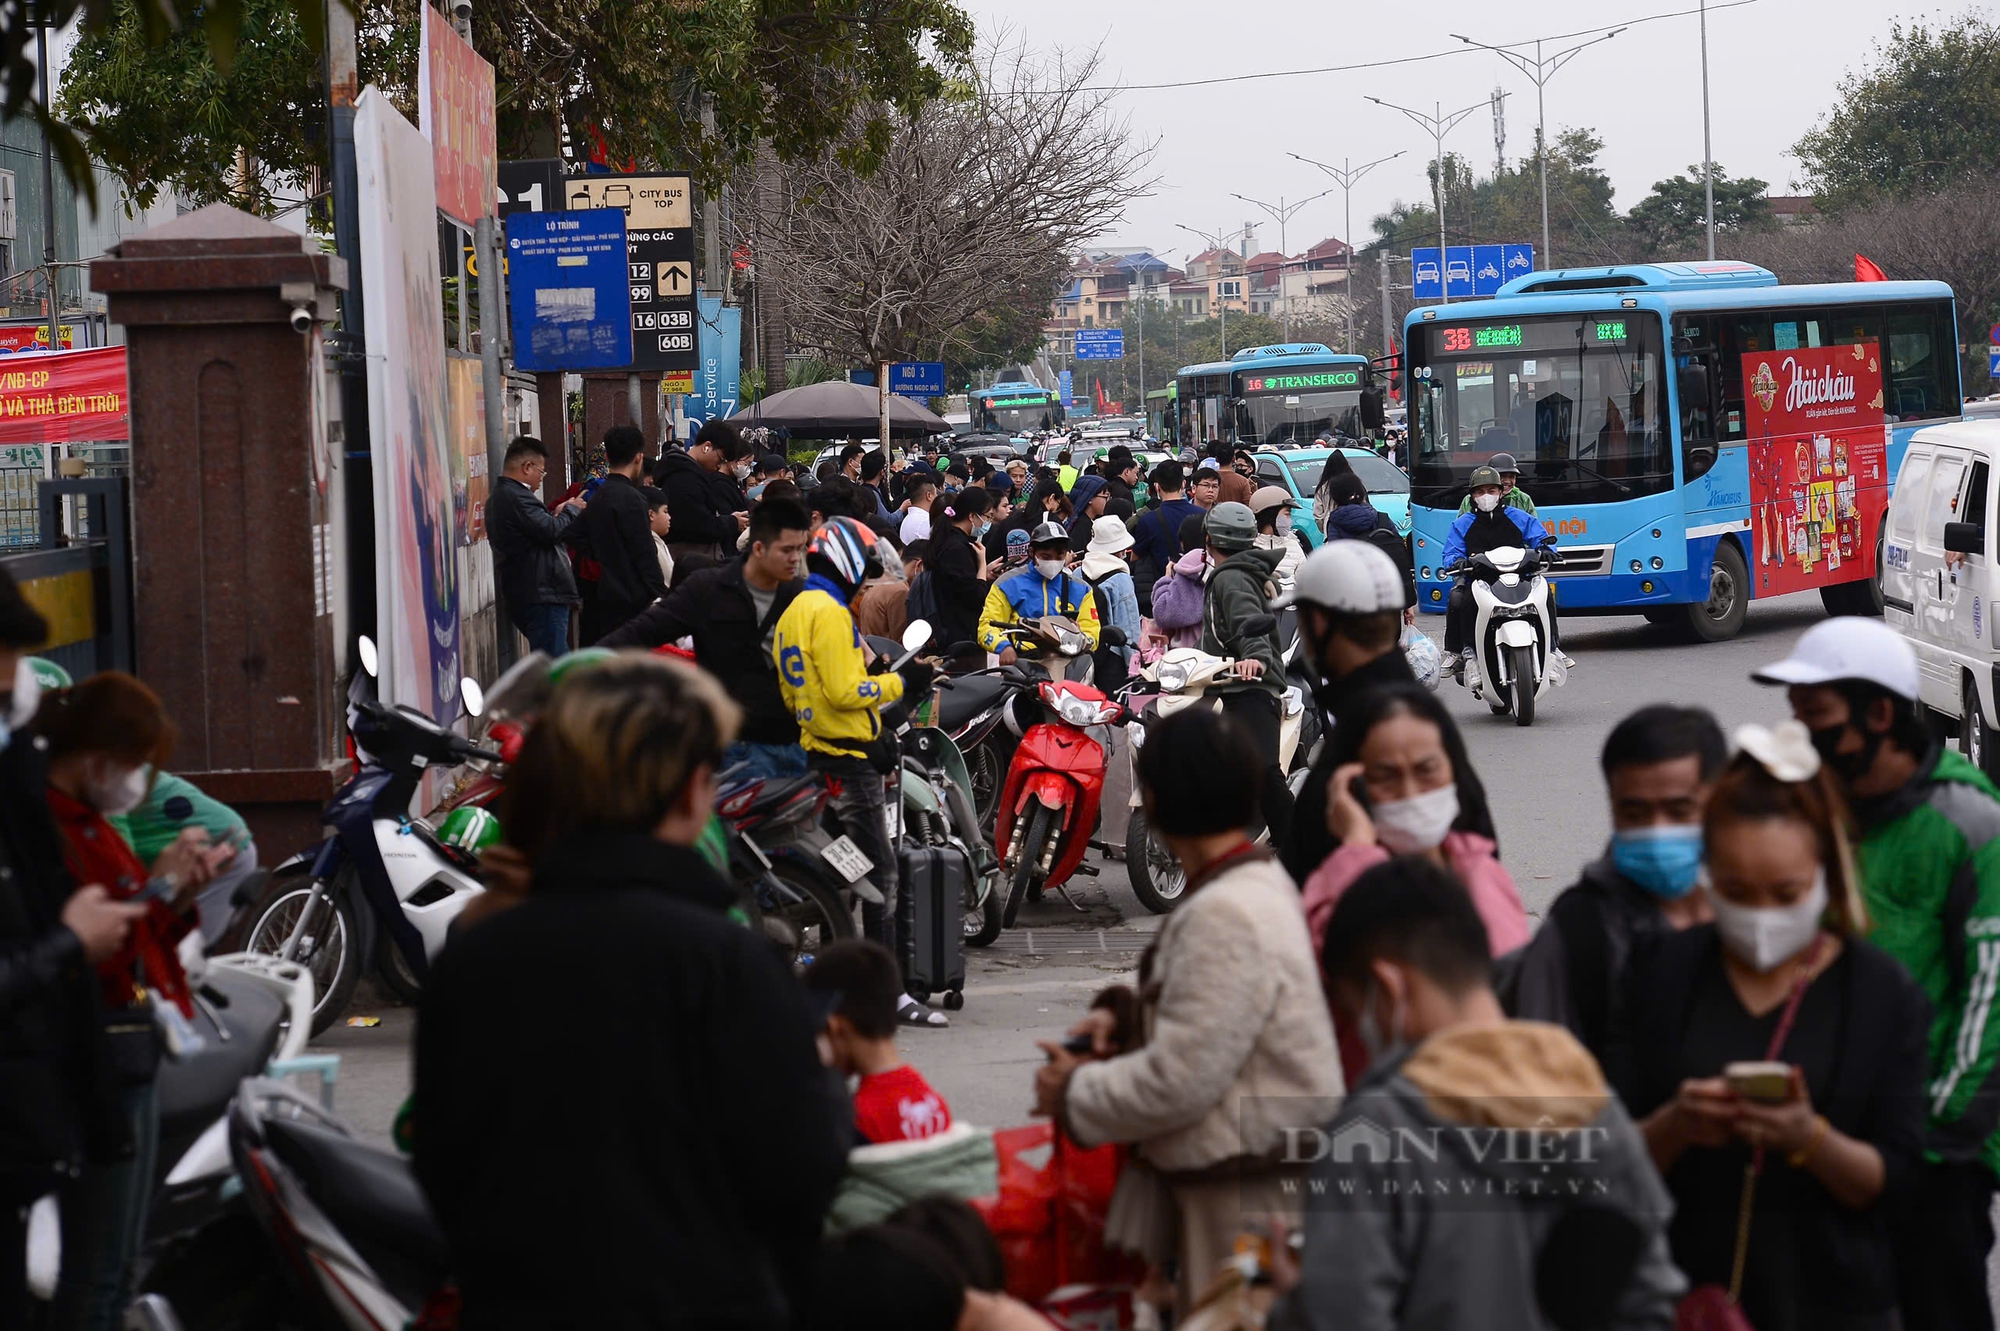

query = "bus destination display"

[1438,325,1523,352]
[1430,315,1646,357]
[1243,370,1360,392]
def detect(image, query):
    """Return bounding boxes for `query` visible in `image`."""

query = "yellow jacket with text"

[978,566,1101,655]
[774,582,904,759]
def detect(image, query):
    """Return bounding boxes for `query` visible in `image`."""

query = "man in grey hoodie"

[1202,500,1293,843]
[1272,856,1684,1331]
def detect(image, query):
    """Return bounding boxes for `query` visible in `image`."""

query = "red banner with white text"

[0,346,129,444]
[1744,341,1889,598]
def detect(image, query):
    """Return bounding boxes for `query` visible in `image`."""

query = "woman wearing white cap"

[1248,485,1306,587]
[1078,515,1141,689]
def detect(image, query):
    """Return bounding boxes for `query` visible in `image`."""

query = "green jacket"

[1855,746,2000,1177]
[109,770,248,863]
[823,1122,997,1233]
[1202,546,1286,696]
[1457,486,1536,516]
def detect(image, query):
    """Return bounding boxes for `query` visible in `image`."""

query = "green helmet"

[24,656,70,692]
[436,805,502,853]
[546,647,617,687]
[1469,465,1503,491]
[1205,501,1259,552]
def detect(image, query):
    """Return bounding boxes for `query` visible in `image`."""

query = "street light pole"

[1450,27,1624,267]
[1700,0,1715,259]
[1230,188,1336,341]
[1366,96,1484,304]
[1291,150,1405,352]
[1176,223,1239,356]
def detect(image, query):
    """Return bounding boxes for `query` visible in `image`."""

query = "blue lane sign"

[1444,246,1476,298]
[889,361,946,397]
[506,210,633,372]
[1074,328,1125,360]
[1472,244,1506,296]
[1060,369,1074,408]
[1411,247,1442,300]
[1503,242,1536,283]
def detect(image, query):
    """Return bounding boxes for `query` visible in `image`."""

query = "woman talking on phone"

[1612,721,1928,1331]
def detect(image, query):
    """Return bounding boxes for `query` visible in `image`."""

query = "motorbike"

[899,693,1006,948]
[988,618,1133,927]
[716,765,865,965]
[1445,545,1567,728]
[243,636,499,1034]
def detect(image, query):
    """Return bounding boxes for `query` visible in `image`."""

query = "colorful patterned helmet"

[435,805,502,853]
[806,516,884,597]
[23,657,70,692]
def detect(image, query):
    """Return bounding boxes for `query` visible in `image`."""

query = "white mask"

[1372,784,1460,855]
[1473,492,1501,513]
[1276,511,1293,535]
[1708,871,1828,972]
[7,656,40,727]
[734,462,753,481]
[1035,558,1066,579]
[86,762,150,816]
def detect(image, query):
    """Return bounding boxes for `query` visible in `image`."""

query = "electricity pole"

[1229,188,1336,341]
[1700,0,1715,259]
[1291,150,1405,352]
[1450,27,1624,267]
[1366,97,1484,304]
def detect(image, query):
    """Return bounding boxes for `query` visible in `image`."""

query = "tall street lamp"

[1365,96,1485,304]
[1230,188,1336,342]
[1450,27,1624,266]
[1291,150,1405,352]
[1176,223,1240,356]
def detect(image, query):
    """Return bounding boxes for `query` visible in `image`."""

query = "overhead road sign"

[505,210,634,372]
[889,362,946,397]
[564,172,697,373]
[1411,243,1535,301]
[1073,329,1124,360]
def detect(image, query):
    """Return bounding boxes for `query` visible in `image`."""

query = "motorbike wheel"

[967,740,1007,834]
[965,876,1004,947]
[375,930,424,1006]
[1509,644,1538,728]
[244,871,362,1037]
[1125,807,1188,914]
[1004,803,1059,928]
[764,856,856,966]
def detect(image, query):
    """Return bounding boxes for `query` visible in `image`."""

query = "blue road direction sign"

[1412,243,1535,301]
[1060,369,1074,408]
[889,361,946,397]
[1073,328,1125,360]
[506,210,633,372]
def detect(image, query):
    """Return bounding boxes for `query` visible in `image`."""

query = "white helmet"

[1278,539,1407,613]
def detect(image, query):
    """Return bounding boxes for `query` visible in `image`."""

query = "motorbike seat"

[265,1116,451,1276]
[738,774,821,814]
[155,974,284,1145]
[936,673,1012,730]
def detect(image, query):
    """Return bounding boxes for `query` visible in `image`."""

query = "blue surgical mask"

[1611,824,1705,899]
[973,521,992,539]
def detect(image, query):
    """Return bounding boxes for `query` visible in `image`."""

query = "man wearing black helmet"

[978,521,1101,669]
[1203,500,1294,843]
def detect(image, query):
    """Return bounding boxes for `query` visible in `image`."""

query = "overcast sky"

[969,0,1935,264]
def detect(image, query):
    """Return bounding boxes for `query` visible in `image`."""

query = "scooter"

[900,699,1006,948]
[717,766,864,966]
[1445,545,1567,728]
[243,636,499,1034]
[990,620,1132,927]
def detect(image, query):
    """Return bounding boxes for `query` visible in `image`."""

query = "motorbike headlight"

[1158,662,1189,691]
[1498,573,1520,587]
[1056,694,1099,726]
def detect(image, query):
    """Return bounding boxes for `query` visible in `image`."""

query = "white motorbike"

[1446,545,1567,728]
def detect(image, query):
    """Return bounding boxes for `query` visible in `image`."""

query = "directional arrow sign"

[565,171,696,372]
[657,261,693,297]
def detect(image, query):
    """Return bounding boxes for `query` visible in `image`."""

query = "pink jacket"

[1300,831,1530,960]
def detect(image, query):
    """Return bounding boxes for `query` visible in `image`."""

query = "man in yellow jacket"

[774,517,945,1027]
[979,522,1102,668]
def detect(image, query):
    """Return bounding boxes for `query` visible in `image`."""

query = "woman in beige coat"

[1034,708,1343,1304]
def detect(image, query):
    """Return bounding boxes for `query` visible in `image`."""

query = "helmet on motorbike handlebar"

[1205,501,1259,552]
[436,805,502,853]
[806,516,884,597]
[1277,539,1407,613]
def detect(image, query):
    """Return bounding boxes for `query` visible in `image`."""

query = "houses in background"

[1046,235,1359,351]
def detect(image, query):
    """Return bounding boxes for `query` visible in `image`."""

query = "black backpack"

[905,570,941,628]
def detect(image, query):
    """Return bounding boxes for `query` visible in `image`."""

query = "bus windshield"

[980,396,1059,435]
[1410,311,1669,507]
[1234,387,1365,448]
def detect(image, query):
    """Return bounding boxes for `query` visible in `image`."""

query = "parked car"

[1881,419,2000,774]
[1250,445,1411,546]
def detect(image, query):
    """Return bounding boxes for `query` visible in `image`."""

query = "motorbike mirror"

[1241,614,1278,638]
[461,678,485,718]
[1100,625,1129,648]
[901,619,933,655]
[357,635,379,679]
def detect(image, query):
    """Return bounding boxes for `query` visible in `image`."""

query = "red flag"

[1855,254,1888,282]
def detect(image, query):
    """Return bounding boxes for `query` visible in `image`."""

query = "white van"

[1882,420,2000,771]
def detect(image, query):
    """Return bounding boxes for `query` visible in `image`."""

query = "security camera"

[451,0,471,22]
[289,304,315,335]
[281,281,317,335]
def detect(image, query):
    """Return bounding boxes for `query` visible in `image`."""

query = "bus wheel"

[1686,542,1749,642]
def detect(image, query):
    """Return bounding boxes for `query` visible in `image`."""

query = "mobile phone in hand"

[1723,1060,1792,1104]
[1061,1033,1095,1055]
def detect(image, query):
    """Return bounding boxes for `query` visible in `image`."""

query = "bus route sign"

[1074,329,1125,360]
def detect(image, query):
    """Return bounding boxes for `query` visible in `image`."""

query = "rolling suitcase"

[902,844,968,1010]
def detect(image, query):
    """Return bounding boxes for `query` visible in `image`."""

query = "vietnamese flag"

[1855,254,1888,282]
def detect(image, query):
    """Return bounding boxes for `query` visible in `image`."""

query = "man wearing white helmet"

[1276,539,1415,884]
[1756,616,2000,1329]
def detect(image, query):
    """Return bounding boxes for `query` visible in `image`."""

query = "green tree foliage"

[1366,128,1619,267]
[1625,164,1773,258]
[1794,11,2000,210]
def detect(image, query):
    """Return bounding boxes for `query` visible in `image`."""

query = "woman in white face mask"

[1298,681,1529,1085]
[1615,720,1929,1331]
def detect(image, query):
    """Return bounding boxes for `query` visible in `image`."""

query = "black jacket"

[1280,646,1417,883]
[579,473,667,638]
[486,476,579,611]
[599,559,803,746]
[928,521,988,651]
[414,834,846,1330]
[654,449,740,550]
[0,734,126,1201]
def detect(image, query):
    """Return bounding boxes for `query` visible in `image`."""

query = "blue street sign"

[1411,248,1442,300]
[1472,245,1506,296]
[1059,370,1074,408]
[1073,328,1125,360]
[1990,350,2000,379]
[889,361,946,397]
[1502,242,1536,283]
[506,210,633,372]
[1444,246,1476,298]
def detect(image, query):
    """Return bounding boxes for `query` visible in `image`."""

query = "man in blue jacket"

[1442,465,1574,677]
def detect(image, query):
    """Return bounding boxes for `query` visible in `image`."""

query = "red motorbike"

[991,618,1131,927]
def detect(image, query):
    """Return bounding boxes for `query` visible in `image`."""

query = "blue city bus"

[1403,262,1961,641]
[1176,343,1376,450]
[973,380,1064,435]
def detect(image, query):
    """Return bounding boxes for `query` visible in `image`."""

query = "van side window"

[1966,461,1990,554]
[1893,453,1932,543]
[1925,453,1968,551]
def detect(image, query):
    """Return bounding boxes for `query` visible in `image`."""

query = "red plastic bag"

[969,1124,1143,1310]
